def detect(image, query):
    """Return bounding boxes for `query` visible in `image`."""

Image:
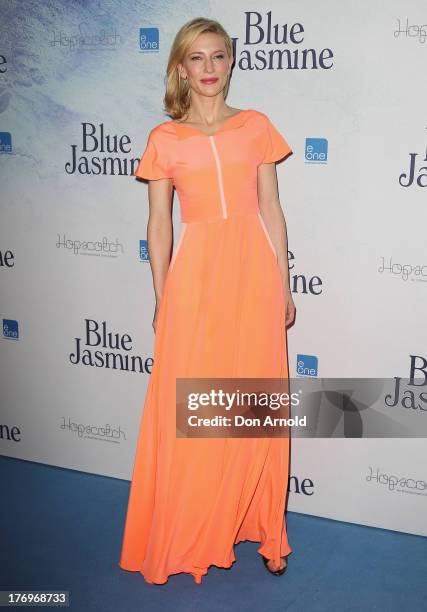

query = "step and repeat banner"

[1,1,426,537]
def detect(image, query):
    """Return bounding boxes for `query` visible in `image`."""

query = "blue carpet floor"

[1,455,426,611]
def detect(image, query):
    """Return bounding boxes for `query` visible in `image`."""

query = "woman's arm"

[146,178,174,322]
[257,163,296,326]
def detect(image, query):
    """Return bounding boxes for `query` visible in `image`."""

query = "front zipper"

[209,135,228,219]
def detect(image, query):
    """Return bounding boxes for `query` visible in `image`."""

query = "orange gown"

[118,108,293,584]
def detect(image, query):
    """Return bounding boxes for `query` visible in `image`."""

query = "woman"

[118,17,296,585]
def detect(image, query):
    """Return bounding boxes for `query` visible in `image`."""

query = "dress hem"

[118,537,292,585]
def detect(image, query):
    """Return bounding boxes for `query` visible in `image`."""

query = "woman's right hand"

[152,303,160,334]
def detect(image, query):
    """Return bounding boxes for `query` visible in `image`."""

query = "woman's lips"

[201,78,218,84]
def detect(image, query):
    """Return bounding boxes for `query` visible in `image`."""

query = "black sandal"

[261,554,288,576]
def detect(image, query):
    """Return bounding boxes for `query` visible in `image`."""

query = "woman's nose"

[204,59,215,72]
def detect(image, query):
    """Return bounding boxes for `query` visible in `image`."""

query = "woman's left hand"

[283,287,296,327]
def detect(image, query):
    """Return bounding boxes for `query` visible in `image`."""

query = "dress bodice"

[134,109,292,224]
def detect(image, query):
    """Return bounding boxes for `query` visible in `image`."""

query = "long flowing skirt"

[118,211,292,584]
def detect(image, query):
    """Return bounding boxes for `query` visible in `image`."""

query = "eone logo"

[3,319,19,340]
[139,28,159,52]
[305,138,328,163]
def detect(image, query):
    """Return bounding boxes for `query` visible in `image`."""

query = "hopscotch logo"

[3,319,19,340]
[0,132,12,153]
[56,232,124,257]
[296,354,318,377]
[139,239,149,262]
[378,255,427,282]
[49,19,122,52]
[139,28,159,52]
[60,416,126,443]
[366,466,427,495]
[305,138,328,163]
[394,18,427,44]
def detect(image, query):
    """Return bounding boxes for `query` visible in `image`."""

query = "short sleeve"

[259,113,292,165]
[134,127,171,180]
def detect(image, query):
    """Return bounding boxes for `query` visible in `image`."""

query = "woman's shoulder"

[148,119,176,137]
[143,119,178,149]
[245,109,288,137]
[245,108,273,124]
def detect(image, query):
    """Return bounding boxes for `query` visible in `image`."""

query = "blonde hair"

[164,17,233,120]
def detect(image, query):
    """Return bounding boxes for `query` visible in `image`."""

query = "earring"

[178,72,187,87]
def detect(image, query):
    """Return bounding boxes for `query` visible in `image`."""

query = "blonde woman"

[119,17,295,585]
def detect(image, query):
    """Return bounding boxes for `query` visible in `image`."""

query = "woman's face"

[178,32,233,99]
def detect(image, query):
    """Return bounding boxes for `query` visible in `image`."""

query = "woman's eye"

[190,54,224,61]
